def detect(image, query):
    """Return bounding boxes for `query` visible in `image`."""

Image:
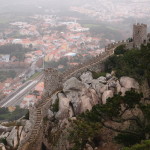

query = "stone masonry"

[133,23,148,48]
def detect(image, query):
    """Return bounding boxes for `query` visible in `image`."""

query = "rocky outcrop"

[63,77,85,92]
[102,90,114,104]
[0,71,142,150]
[0,125,13,134]
[55,93,71,120]
[6,127,18,147]
[80,71,93,84]
[62,76,101,115]
[120,76,139,90]
[39,71,141,150]
[0,119,30,150]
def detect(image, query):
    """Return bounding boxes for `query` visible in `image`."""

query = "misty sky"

[0,0,150,15]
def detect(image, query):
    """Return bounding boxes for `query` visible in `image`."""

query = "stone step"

[37,110,41,112]
[37,113,41,115]
[33,126,39,129]
[32,131,37,134]
[36,121,41,123]
[37,116,41,118]
[34,125,40,128]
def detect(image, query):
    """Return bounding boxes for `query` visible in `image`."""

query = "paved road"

[0,74,44,107]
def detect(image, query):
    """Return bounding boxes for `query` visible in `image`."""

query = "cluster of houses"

[0,14,113,108]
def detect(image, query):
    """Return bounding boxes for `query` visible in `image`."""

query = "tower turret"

[133,23,147,48]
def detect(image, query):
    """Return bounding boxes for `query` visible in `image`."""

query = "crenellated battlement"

[133,23,148,48]
[44,68,63,96]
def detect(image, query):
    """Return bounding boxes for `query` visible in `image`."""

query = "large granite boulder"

[97,76,107,84]
[106,73,112,80]
[116,80,121,93]
[102,90,114,104]
[91,79,105,98]
[65,90,82,115]
[0,132,9,139]
[121,87,130,96]
[55,93,71,120]
[20,129,26,143]
[6,127,18,147]
[63,77,85,92]
[47,109,54,121]
[63,78,100,115]
[0,143,6,150]
[91,80,105,90]
[18,126,23,138]
[99,85,108,94]
[0,125,13,133]
[84,144,93,150]
[80,72,93,84]
[89,89,99,105]
[120,77,139,90]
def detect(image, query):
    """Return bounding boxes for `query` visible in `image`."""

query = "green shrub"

[0,106,28,121]
[91,71,106,79]
[0,138,7,145]
[24,111,29,120]
[114,44,127,55]
[69,119,102,150]
[115,133,144,147]
[51,99,59,112]
[123,140,150,150]
[69,91,145,149]
[105,44,150,83]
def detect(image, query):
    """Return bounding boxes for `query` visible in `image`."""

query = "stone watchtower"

[133,23,147,48]
[44,68,63,97]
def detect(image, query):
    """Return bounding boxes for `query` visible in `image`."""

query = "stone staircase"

[28,98,51,145]
[19,90,62,150]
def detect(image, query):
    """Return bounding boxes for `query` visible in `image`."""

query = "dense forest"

[105,44,150,84]
[0,44,31,61]
[0,71,16,82]
[0,106,28,121]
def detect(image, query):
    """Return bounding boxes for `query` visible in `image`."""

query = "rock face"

[102,90,114,104]
[63,77,85,92]
[63,77,100,115]
[116,80,121,93]
[120,76,139,90]
[6,127,18,147]
[55,93,71,120]
[0,71,142,150]
[0,125,12,133]
[98,76,107,84]
[47,109,54,121]
[80,71,93,84]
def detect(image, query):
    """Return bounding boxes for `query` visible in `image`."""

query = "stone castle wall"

[19,23,150,149]
[18,40,127,150]
[62,40,126,82]
[44,68,63,97]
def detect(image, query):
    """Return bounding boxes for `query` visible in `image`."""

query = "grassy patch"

[0,107,28,122]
